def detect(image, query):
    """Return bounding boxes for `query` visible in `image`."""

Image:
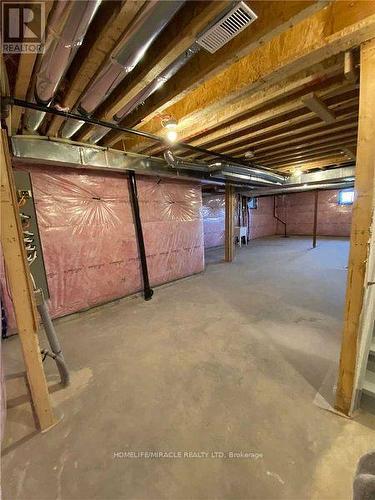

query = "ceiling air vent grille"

[196,2,257,54]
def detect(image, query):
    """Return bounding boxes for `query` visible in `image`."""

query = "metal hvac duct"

[86,44,200,144]
[209,162,287,184]
[61,0,184,139]
[24,0,101,132]
[243,181,355,197]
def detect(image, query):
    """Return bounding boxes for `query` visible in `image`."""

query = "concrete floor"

[2,236,375,500]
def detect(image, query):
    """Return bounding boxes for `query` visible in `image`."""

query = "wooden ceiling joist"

[184,96,359,161]
[77,0,232,142]
[143,79,358,158]
[260,143,357,168]
[47,0,145,137]
[276,154,352,172]
[121,1,375,155]
[11,1,53,135]
[203,110,358,160]
[231,123,358,158]
[99,0,328,147]
[254,138,358,164]
[341,146,357,161]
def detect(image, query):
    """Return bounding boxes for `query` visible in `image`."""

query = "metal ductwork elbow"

[24,0,101,132]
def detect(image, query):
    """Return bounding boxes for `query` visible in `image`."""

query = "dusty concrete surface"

[2,236,375,500]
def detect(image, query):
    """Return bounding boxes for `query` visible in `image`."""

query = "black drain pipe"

[128,171,153,301]
[273,195,287,237]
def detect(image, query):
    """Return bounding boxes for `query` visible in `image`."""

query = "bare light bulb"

[166,129,178,142]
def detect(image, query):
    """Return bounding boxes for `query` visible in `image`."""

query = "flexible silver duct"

[61,0,184,139]
[86,44,200,145]
[24,0,101,132]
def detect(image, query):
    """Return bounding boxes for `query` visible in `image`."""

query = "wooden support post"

[0,129,56,431]
[336,39,375,416]
[312,190,319,248]
[225,184,235,262]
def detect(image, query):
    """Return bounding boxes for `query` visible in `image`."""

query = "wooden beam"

[301,92,336,123]
[312,190,319,248]
[125,1,375,152]
[101,0,328,147]
[336,38,375,416]
[344,51,359,83]
[47,0,145,137]
[0,129,56,431]
[225,185,235,262]
[11,1,53,134]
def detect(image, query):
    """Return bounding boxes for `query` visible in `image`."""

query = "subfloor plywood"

[2,236,375,500]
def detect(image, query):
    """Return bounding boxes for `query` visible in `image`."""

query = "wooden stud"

[336,38,375,416]
[301,92,336,123]
[225,184,235,262]
[312,190,319,248]
[0,129,56,431]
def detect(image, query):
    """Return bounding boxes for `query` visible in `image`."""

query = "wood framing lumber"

[124,1,375,153]
[301,92,336,123]
[101,0,328,147]
[11,1,53,135]
[0,129,56,431]
[336,38,375,416]
[225,185,235,262]
[47,0,145,137]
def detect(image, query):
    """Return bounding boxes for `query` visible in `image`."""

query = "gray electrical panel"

[14,171,50,299]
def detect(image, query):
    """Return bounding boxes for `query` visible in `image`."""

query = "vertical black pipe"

[273,195,287,237]
[312,190,319,248]
[128,171,153,301]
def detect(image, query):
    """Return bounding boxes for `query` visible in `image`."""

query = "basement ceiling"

[5,0,370,175]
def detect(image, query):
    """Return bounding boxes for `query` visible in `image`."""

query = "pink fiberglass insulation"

[8,164,204,319]
[248,196,277,240]
[277,189,352,236]
[202,194,225,248]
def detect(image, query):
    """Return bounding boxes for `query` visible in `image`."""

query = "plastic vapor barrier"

[202,194,225,248]
[4,164,204,319]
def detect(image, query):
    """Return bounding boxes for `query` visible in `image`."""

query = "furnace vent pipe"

[24,0,101,132]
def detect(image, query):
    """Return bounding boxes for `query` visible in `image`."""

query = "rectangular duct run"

[196,1,257,54]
